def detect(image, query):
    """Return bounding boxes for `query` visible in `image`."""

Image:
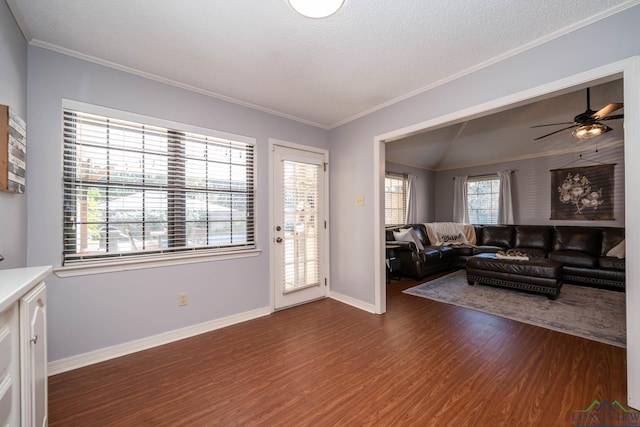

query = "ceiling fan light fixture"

[572,123,608,140]
[287,0,345,18]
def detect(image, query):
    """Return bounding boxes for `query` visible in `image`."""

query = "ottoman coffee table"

[466,253,563,300]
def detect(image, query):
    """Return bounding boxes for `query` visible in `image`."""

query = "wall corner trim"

[330,291,377,314]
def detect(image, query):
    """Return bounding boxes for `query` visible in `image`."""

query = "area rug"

[403,270,626,347]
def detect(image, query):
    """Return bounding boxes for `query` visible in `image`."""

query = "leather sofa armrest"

[386,241,416,252]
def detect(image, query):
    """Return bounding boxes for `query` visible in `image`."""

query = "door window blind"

[281,160,320,292]
[62,109,255,265]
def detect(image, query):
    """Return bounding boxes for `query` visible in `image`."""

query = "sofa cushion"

[421,248,442,261]
[552,227,601,257]
[601,227,625,256]
[515,226,552,252]
[437,245,456,258]
[480,226,514,248]
[450,245,474,256]
[549,250,598,269]
[599,256,625,271]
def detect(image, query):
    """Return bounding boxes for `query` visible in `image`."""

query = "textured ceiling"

[7,0,640,128]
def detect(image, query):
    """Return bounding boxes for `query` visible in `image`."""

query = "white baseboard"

[329,291,377,314]
[47,306,272,376]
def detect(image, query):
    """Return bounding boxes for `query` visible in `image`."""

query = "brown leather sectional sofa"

[385,224,625,291]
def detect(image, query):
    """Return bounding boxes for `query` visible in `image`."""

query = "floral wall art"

[550,164,615,221]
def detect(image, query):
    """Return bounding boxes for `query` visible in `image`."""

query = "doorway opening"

[372,57,640,407]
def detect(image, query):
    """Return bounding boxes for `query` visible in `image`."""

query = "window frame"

[466,175,500,225]
[56,100,260,277]
[384,173,408,226]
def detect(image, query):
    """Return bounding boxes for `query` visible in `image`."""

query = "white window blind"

[62,109,255,265]
[467,176,500,224]
[385,174,407,226]
[282,160,320,292]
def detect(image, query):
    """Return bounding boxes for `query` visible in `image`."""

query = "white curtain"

[453,175,469,223]
[405,174,417,224]
[498,170,515,224]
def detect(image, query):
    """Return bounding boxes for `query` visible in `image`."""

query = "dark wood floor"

[48,275,627,426]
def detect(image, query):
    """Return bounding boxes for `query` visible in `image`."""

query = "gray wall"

[328,5,640,304]
[0,3,27,268]
[385,161,435,223]
[434,144,625,227]
[26,47,329,362]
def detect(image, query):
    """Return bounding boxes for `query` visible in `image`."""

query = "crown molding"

[329,1,640,129]
[29,39,331,130]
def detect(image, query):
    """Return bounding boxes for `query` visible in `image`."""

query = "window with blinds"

[384,174,407,226]
[467,177,500,224]
[62,109,255,265]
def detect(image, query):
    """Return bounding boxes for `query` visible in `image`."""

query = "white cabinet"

[0,266,51,427]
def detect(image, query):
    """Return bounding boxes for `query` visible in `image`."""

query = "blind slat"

[63,109,256,264]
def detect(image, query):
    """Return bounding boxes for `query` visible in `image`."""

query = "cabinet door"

[20,282,47,427]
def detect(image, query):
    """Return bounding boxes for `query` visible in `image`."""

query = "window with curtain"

[385,174,407,225]
[62,109,255,266]
[466,176,500,224]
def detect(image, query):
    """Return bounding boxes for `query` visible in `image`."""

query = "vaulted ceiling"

[386,79,625,170]
[7,0,639,129]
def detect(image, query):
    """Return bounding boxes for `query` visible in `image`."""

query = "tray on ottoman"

[466,253,563,300]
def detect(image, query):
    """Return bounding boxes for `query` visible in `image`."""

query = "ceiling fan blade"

[530,122,576,128]
[599,114,624,121]
[534,124,578,141]
[592,103,623,119]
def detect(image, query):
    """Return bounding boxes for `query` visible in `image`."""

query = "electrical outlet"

[178,292,188,306]
[356,195,364,207]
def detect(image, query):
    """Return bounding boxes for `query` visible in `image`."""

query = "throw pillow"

[436,232,468,245]
[606,239,625,259]
[393,228,424,251]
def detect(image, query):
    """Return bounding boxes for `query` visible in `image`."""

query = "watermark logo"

[571,400,640,426]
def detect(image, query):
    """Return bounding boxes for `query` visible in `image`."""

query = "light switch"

[356,195,364,206]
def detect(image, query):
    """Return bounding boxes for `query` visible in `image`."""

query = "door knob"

[276,237,283,243]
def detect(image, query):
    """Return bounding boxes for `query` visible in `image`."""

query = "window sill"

[54,248,262,277]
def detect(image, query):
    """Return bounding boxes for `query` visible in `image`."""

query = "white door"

[272,144,328,310]
[20,282,47,427]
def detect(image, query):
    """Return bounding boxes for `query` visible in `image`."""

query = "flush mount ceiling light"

[572,123,612,140]
[288,0,345,18]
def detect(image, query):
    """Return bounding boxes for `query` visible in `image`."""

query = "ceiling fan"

[531,88,623,140]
